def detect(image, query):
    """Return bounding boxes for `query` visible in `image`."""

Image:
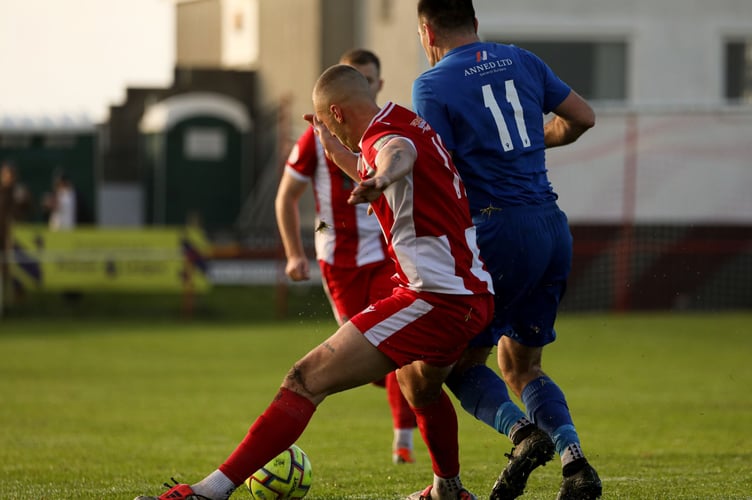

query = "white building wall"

[359,0,752,108]
[470,0,752,106]
[546,108,752,223]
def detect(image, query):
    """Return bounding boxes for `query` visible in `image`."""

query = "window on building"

[490,40,627,102]
[725,39,752,103]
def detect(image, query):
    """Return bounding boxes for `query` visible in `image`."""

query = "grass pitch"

[1,312,750,499]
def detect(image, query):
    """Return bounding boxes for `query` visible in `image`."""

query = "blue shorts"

[469,202,572,348]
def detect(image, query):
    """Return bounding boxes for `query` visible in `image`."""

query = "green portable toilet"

[139,92,252,232]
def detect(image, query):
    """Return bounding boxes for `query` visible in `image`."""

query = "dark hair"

[53,167,70,184]
[417,0,475,33]
[339,48,381,73]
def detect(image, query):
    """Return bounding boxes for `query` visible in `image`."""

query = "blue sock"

[521,376,581,456]
[446,365,526,437]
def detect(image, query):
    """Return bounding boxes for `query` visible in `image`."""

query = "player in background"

[136,65,494,500]
[413,1,601,499]
[275,48,417,465]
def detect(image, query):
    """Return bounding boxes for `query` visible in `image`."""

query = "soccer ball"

[245,444,313,499]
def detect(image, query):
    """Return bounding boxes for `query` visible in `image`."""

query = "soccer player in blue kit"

[413,1,601,499]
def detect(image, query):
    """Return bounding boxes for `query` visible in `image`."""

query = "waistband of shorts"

[471,201,560,225]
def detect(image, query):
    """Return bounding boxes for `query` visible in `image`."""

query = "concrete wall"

[355,0,425,110]
[257,0,322,137]
[176,0,222,67]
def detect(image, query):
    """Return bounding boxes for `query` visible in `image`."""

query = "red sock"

[411,390,459,477]
[386,371,417,429]
[219,388,316,485]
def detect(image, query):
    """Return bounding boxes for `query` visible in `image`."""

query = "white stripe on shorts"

[362,298,434,347]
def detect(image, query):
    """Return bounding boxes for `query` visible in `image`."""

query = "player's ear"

[421,22,436,46]
[473,17,479,33]
[331,104,344,124]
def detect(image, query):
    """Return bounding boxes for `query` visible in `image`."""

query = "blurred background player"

[43,170,77,231]
[413,1,600,499]
[0,161,33,310]
[0,162,19,257]
[136,64,494,500]
[275,48,417,465]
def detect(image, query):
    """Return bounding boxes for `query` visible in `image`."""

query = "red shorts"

[350,286,494,367]
[320,259,395,324]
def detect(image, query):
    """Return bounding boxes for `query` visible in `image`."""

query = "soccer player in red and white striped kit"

[275,48,417,466]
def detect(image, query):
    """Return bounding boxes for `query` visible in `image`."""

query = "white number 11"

[482,81,531,152]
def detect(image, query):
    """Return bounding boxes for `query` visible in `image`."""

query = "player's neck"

[447,31,479,46]
[439,34,480,61]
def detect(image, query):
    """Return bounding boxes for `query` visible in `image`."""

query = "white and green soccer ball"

[245,444,313,499]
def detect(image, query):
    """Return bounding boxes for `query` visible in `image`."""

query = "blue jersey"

[412,41,571,214]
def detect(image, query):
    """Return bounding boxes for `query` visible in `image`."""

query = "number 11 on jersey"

[482,81,531,152]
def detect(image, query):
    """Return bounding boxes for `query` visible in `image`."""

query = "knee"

[282,363,320,402]
[500,365,543,398]
[397,369,446,409]
[452,346,492,377]
[399,377,441,408]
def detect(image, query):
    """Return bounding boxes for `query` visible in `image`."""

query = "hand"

[285,256,310,281]
[306,114,349,160]
[348,176,390,205]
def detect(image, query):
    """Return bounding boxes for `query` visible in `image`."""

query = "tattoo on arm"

[390,150,402,166]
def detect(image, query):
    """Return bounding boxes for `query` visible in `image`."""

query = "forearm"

[275,198,305,259]
[348,138,416,205]
[545,90,595,148]
[327,148,360,182]
[543,115,589,148]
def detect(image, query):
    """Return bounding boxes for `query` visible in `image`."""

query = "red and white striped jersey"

[358,102,493,296]
[285,126,388,268]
